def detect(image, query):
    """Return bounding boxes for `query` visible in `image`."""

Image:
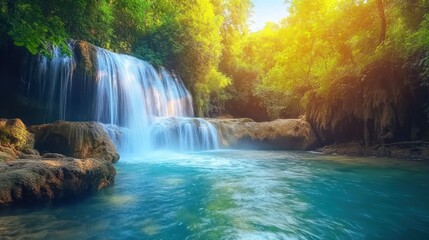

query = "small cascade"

[149,117,219,151]
[24,46,76,121]
[23,41,219,154]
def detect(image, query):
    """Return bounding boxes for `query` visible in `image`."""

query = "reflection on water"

[1,150,429,239]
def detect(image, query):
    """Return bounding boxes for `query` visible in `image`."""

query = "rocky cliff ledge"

[207,118,318,150]
[0,119,119,207]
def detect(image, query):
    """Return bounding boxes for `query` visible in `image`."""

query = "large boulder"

[29,121,119,163]
[207,117,318,150]
[0,118,119,207]
[0,157,115,207]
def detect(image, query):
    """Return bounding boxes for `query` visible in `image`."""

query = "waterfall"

[24,46,76,121]
[24,41,218,154]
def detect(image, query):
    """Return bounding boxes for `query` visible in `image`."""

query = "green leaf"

[14,41,25,47]
[27,46,38,55]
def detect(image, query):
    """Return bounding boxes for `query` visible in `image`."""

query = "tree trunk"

[376,0,386,45]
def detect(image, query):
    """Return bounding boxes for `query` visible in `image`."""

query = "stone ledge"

[0,158,115,207]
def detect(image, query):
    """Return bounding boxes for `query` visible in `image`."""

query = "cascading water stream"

[148,117,219,152]
[25,46,75,121]
[23,41,218,154]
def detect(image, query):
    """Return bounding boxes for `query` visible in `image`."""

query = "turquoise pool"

[1,150,428,239]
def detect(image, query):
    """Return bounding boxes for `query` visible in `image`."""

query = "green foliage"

[61,0,114,49]
[1,0,114,56]
[5,1,69,56]
[110,0,151,52]
[306,1,429,144]
[238,0,429,144]
[133,17,183,66]
[172,0,225,116]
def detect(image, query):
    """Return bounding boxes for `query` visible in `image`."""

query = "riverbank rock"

[0,157,115,206]
[318,141,429,160]
[0,118,119,207]
[29,121,120,163]
[207,118,318,150]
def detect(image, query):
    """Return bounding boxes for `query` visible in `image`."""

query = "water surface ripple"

[1,150,428,239]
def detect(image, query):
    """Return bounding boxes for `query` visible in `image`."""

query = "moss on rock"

[0,119,33,151]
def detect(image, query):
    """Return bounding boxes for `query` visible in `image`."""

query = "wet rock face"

[73,40,98,80]
[0,158,115,206]
[29,121,120,163]
[207,118,318,150]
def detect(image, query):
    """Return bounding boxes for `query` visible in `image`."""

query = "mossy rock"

[0,119,33,151]
[73,40,98,80]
